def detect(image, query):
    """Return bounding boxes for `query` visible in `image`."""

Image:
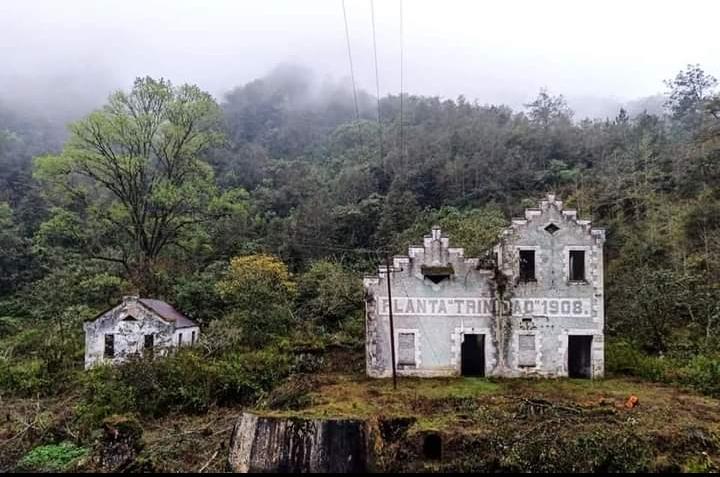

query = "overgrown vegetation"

[15,442,89,472]
[606,341,720,397]
[1,63,720,471]
[258,374,720,472]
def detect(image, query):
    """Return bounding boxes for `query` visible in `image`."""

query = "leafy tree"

[0,203,34,297]
[525,88,573,128]
[376,183,420,246]
[665,64,718,132]
[215,254,296,347]
[393,206,507,257]
[296,260,363,331]
[34,77,242,292]
[172,261,228,326]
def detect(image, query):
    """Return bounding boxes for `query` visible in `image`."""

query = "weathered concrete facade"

[83,296,199,369]
[364,194,605,378]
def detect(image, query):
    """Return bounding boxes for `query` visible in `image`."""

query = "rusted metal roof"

[139,299,198,329]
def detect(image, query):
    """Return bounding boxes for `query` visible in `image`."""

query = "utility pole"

[385,253,398,390]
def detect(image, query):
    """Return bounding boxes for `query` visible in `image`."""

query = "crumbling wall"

[364,194,606,379]
[228,413,369,473]
[364,227,498,378]
[83,297,176,368]
[496,194,605,377]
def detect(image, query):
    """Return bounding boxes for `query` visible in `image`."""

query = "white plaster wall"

[83,299,199,369]
[365,195,605,379]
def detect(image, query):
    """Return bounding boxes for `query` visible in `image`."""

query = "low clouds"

[0,0,717,121]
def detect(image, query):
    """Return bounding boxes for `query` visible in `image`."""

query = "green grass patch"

[15,442,89,472]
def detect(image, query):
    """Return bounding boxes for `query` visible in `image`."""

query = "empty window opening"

[423,433,442,460]
[519,250,536,282]
[144,334,154,355]
[421,265,453,284]
[104,334,115,359]
[544,223,560,235]
[191,331,196,344]
[122,315,138,321]
[569,250,586,281]
[397,332,416,368]
[178,333,183,346]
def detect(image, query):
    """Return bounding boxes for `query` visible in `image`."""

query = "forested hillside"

[1,64,719,470]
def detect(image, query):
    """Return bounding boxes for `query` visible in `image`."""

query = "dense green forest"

[1,63,719,435]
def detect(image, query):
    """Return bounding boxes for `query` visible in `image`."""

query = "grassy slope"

[3,374,720,472]
[262,373,720,472]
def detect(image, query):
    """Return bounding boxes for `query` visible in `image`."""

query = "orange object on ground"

[625,394,639,408]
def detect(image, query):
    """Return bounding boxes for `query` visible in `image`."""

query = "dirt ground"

[0,396,239,473]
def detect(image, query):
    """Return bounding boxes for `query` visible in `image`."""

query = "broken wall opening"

[423,433,442,460]
[460,334,485,377]
[568,335,592,379]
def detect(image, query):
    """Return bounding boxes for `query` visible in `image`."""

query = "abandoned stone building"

[364,194,605,379]
[83,296,200,369]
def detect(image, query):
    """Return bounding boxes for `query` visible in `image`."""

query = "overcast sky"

[1,0,718,117]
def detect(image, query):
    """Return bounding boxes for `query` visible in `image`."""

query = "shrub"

[76,365,136,430]
[0,358,49,397]
[135,350,217,415]
[296,260,363,331]
[0,315,20,335]
[605,340,672,381]
[0,309,87,397]
[681,355,720,397]
[77,350,217,428]
[216,254,297,346]
[607,340,720,398]
[214,349,292,405]
[76,343,302,429]
[15,442,89,472]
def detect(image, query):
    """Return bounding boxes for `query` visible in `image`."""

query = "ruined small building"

[83,296,200,369]
[364,194,605,379]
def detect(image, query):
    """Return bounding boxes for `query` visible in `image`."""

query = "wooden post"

[385,253,398,390]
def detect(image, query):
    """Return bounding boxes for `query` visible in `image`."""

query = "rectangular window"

[191,331,196,344]
[519,250,536,282]
[178,333,183,346]
[104,334,115,359]
[397,332,416,367]
[518,334,536,367]
[144,334,154,353]
[569,250,585,281]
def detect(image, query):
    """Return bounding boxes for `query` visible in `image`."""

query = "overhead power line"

[342,0,360,120]
[370,0,384,165]
[399,0,405,172]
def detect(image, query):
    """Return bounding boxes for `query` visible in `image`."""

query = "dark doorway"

[423,433,442,460]
[461,334,485,377]
[568,335,593,378]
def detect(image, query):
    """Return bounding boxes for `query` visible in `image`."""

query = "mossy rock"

[102,414,143,444]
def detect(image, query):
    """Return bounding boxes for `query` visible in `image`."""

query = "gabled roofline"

[139,299,199,329]
[84,297,199,329]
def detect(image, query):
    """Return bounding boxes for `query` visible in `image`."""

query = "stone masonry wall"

[364,194,605,378]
